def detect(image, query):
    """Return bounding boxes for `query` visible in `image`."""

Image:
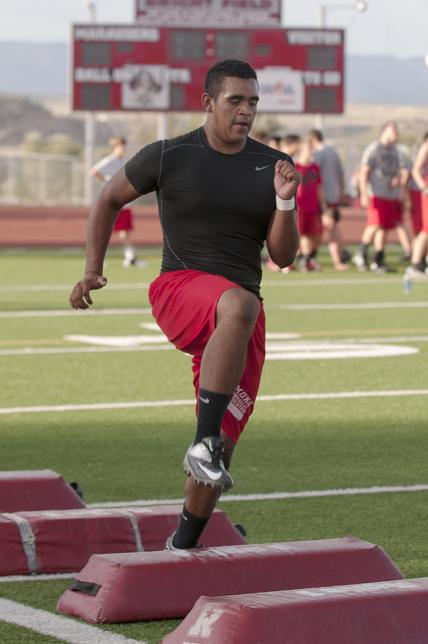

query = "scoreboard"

[72,25,344,114]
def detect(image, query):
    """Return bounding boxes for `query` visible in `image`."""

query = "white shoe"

[123,257,147,268]
[352,253,368,271]
[183,437,234,491]
[405,266,428,280]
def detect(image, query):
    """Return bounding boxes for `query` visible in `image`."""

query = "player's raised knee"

[217,288,260,331]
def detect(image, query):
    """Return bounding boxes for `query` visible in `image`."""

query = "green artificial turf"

[0,248,427,642]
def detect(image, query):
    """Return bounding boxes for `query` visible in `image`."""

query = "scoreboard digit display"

[72,25,344,114]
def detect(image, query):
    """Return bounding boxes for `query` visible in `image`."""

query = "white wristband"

[276,195,296,211]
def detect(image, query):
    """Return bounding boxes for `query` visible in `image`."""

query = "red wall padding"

[0,470,85,512]
[57,537,403,622]
[0,506,245,575]
[163,578,428,644]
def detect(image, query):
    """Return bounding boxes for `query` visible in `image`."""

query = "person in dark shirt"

[69,59,300,550]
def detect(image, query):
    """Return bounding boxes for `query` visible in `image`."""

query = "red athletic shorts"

[422,191,428,234]
[148,270,266,444]
[113,208,133,231]
[410,190,422,235]
[298,210,323,237]
[367,197,402,230]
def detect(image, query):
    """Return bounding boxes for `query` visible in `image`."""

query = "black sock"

[374,250,385,265]
[172,506,209,549]
[361,243,370,261]
[309,249,318,259]
[194,388,232,444]
[414,261,426,272]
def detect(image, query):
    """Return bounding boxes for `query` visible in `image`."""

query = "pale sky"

[0,0,426,59]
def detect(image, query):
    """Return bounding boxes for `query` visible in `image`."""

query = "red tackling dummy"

[163,578,428,644]
[0,470,85,512]
[57,537,403,622]
[0,506,245,576]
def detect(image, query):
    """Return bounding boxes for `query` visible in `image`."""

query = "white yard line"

[262,277,404,287]
[0,573,75,584]
[1,300,425,320]
[1,337,425,357]
[350,335,428,343]
[0,308,151,319]
[0,598,141,643]
[0,283,150,293]
[89,483,428,509]
[0,277,403,294]
[1,389,428,416]
[272,301,428,311]
[0,345,173,356]
[3,301,420,320]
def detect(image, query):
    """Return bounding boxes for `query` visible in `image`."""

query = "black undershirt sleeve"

[124,140,163,195]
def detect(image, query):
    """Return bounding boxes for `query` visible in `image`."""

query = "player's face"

[382,123,398,145]
[207,76,259,147]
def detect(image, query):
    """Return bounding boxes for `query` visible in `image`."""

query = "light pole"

[319,0,367,27]
[82,1,96,205]
[316,1,368,131]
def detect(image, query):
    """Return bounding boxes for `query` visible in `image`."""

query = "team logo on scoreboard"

[258,66,304,112]
[121,65,169,109]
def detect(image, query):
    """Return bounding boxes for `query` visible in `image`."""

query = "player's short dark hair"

[308,129,323,142]
[205,60,258,98]
[109,136,127,147]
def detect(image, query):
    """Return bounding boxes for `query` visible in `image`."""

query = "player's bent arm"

[358,164,370,205]
[85,168,141,276]
[90,168,107,183]
[266,208,300,268]
[69,170,142,310]
[412,143,428,194]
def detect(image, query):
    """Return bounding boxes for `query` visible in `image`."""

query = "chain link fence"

[0,153,85,205]
[0,142,364,206]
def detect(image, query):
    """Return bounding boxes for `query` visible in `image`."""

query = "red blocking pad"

[0,506,245,576]
[0,516,29,575]
[163,578,428,644]
[0,470,85,512]
[56,537,403,623]
[133,505,246,551]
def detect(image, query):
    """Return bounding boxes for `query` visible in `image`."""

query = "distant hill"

[1,41,428,106]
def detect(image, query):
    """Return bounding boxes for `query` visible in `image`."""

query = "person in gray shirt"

[308,129,349,271]
[353,122,410,272]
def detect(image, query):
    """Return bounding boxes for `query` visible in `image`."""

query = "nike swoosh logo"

[255,165,270,171]
[198,463,223,480]
[199,396,210,404]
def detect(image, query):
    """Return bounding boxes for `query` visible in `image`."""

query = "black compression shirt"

[125,127,293,296]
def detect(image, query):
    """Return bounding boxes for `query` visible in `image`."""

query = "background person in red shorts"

[69,60,300,550]
[295,139,325,271]
[353,122,409,272]
[406,134,428,279]
[90,137,145,268]
[403,151,423,239]
[307,128,349,271]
